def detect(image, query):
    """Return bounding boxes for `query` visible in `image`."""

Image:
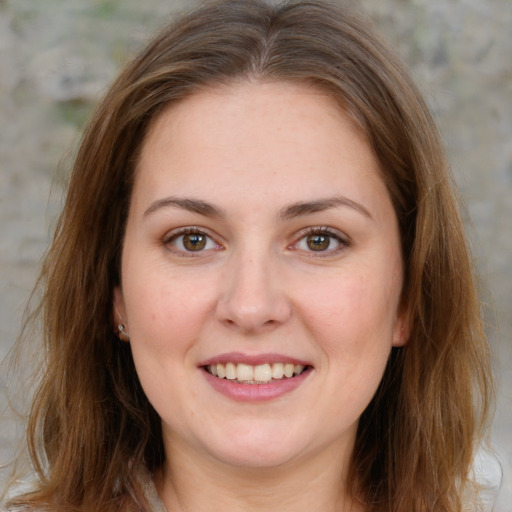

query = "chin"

[201,424,307,469]
[209,445,299,470]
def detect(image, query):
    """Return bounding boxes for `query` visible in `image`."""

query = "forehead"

[142,81,346,155]
[139,80,368,162]
[134,80,390,218]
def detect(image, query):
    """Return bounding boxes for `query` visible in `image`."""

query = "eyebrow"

[143,195,372,220]
[279,196,373,220]
[143,197,224,218]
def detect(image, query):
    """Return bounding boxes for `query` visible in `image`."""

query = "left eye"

[167,231,218,252]
[294,231,344,252]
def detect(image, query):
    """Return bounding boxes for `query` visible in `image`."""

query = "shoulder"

[1,479,46,512]
[135,467,168,512]
[467,446,502,511]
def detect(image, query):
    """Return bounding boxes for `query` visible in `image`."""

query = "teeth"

[253,364,272,383]
[284,363,294,378]
[294,365,305,375]
[272,362,284,379]
[237,363,254,382]
[206,362,307,383]
[225,362,237,380]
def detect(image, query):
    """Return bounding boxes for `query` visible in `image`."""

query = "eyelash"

[162,226,350,257]
[162,226,221,256]
[291,226,350,256]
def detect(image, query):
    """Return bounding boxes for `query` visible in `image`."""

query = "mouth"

[204,362,310,384]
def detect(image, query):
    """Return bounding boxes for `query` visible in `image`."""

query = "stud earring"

[114,303,130,340]
[117,323,130,339]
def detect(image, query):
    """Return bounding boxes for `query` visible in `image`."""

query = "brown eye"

[294,229,346,254]
[306,234,331,251]
[182,233,207,251]
[166,230,218,253]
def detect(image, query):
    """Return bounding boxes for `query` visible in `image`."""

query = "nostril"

[214,269,292,331]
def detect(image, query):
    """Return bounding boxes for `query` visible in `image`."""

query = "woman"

[5,0,495,510]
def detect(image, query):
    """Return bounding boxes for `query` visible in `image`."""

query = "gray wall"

[1,0,511,508]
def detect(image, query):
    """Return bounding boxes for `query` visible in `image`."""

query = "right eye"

[290,226,350,257]
[164,228,220,254]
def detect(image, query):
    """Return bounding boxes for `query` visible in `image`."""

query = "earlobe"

[392,309,411,347]
[392,326,406,347]
[113,286,130,342]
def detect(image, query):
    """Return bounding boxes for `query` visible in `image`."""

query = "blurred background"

[0,0,511,508]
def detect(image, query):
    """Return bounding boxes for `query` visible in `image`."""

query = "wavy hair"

[7,0,493,510]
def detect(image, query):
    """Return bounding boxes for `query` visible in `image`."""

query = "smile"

[205,362,307,384]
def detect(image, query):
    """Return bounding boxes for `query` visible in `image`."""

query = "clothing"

[137,448,502,512]
[467,447,502,511]
[2,448,501,511]
[138,468,167,512]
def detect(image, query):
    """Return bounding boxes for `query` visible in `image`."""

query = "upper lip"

[199,352,312,367]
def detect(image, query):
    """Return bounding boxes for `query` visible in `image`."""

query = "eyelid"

[290,226,351,255]
[162,226,223,255]
[161,225,349,257]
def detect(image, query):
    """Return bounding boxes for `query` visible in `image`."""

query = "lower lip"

[201,367,312,402]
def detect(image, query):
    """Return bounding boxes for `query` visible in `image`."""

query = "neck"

[155,440,363,512]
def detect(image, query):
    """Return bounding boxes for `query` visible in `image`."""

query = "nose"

[215,253,292,334]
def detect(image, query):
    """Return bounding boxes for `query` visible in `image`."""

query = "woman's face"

[114,81,408,471]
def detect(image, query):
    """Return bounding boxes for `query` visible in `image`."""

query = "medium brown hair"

[8,0,493,510]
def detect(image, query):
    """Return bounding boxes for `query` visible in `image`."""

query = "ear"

[392,305,412,347]
[113,286,129,341]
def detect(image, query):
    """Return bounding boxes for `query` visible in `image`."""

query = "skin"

[114,80,408,512]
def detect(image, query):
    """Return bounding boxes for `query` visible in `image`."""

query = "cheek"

[296,266,400,362]
[315,275,397,411]
[122,269,210,414]
[284,269,398,431]
[122,248,219,345]
[127,282,212,355]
